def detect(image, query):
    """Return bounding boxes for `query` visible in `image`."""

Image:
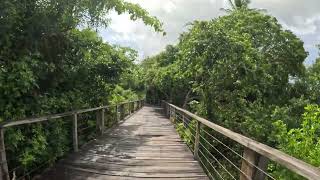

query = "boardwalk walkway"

[41,105,208,180]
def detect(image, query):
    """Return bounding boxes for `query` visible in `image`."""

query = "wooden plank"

[76,152,194,159]
[63,161,204,173]
[165,102,320,180]
[78,159,200,166]
[69,175,206,180]
[63,165,208,178]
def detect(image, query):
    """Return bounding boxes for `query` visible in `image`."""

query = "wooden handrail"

[162,101,320,180]
[0,99,144,128]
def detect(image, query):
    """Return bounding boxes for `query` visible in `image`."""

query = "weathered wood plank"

[63,161,204,173]
[66,159,200,166]
[63,165,208,178]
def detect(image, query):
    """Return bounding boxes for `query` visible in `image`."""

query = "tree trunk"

[183,89,192,109]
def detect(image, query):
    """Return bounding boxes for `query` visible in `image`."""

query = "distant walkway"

[41,106,208,179]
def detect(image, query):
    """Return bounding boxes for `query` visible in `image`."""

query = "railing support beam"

[97,108,105,135]
[120,104,125,120]
[72,113,79,152]
[116,105,120,122]
[0,129,9,180]
[194,121,201,160]
[240,148,258,180]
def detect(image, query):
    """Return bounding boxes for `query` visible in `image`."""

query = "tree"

[146,9,307,142]
[228,0,251,10]
[305,50,320,103]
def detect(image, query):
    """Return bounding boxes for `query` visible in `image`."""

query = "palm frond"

[228,0,235,9]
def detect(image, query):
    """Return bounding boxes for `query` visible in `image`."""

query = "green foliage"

[143,9,307,142]
[0,0,160,177]
[108,85,140,104]
[142,45,193,107]
[141,7,320,178]
[272,105,320,179]
[305,57,320,103]
[176,121,196,148]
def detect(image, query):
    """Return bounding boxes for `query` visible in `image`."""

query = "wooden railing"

[0,99,145,180]
[161,101,320,180]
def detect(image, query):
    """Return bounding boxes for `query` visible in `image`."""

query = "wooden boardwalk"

[40,105,208,180]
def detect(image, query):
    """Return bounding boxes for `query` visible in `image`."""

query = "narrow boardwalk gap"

[41,105,208,179]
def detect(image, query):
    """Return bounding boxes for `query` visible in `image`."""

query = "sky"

[99,0,320,65]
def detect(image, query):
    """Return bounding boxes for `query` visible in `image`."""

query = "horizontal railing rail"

[161,101,320,180]
[0,100,142,128]
[0,99,145,180]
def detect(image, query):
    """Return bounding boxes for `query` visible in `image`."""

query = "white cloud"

[163,1,176,13]
[281,15,320,35]
[100,0,320,64]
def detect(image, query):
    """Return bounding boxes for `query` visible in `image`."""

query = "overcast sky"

[99,0,320,65]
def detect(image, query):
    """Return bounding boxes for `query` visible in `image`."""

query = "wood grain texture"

[240,148,258,180]
[40,106,208,180]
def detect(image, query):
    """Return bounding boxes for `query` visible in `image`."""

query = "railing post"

[240,148,258,180]
[0,128,9,180]
[194,121,201,160]
[121,104,125,120]
[254,156,269,180]
[116,105,120,122]
[170,107,175,123]
[126,103,129,115]
[132,102,134,113]
[96,108,105,135]
[72,113,78,152]
[173,108,177,123]
[131,102,134,113]
[135,101,137,111]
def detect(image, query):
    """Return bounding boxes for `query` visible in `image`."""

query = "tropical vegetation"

[141,0,320,179]
[0,0,162,177]
[1,0,320,179]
